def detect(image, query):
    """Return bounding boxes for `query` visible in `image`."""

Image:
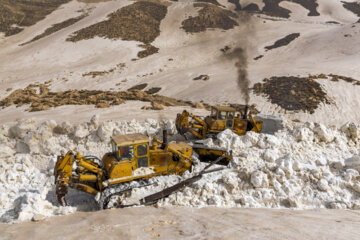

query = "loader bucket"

[175,110,190,135]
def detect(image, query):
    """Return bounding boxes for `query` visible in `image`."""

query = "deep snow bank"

[0,116,359,223]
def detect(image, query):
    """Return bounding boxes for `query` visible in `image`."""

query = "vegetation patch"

[309,74,360,85]
[228,0,319,18]
[342,1,360,17]
[265,33,300,50]
[67,1,167,44]
[128,83,148,91]
[21,13,88,45]
[137,44,159,58]
[0,84,195,112]
[0,0,71,37]
[253,76,331,114]
[82,63,125,78]
[193,75,210,81]
[145,87,162,94]
[181,3,238,33]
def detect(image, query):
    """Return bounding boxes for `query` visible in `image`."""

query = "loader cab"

[207,106,236,129]
[111,133,150,168]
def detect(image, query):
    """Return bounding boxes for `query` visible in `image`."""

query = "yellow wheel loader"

[176,105,263,139]
[54,130,229,209]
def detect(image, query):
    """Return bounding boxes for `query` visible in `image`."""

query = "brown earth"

[309,73,360,85]
[20,13,88,46]
[181,3,238,33]
[254,55,263,60]
[0,84,199,112]
[67,1,167,44]
[265,33,300,50]
[82,63,125,78]
[229,0,319,18]
[253,76,331,114]
[145,87,162,94]
[342,1,360,17]
[0,0,71,37]
[137,44,159,58]
[128,83,148,91]
[193,74,210,81]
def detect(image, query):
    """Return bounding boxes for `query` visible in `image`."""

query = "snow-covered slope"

[0,0,359,125]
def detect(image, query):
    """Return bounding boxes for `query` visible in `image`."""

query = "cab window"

[210,109,217,118]
[219,111,227,120]
[137,144,148,156]
[227,112,234,119]
[119,145,134,160]
[111,141,118,159]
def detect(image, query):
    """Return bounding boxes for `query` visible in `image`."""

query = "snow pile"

[158,121,360,209]
[1,115,360,223]
[0,116,175,223]
[0,154,75,223]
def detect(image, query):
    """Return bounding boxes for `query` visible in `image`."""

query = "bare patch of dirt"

[137,44,159,58]
[20,13,88,45]
[243,3,260,12]
[229,0,319,18]
[261,0,291,18]
[67,1,167,44]
[342,1,360,17]
[145,87,162,94]
[253,76,331,114]
[193,75,210,81]
[128,83,148,91]
[220,45,231,53]
[82,63,125,78]
[309,74,360,85]
[265,33,300,50]
[181,3,238,33]
[290,0,320,16]
[0,0,71,37]
[0,84,196,112]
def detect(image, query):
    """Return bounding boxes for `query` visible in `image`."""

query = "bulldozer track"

[98,179,151,209]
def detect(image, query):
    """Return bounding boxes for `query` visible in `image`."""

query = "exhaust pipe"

[243,105,249,120]
[161,129,168,149]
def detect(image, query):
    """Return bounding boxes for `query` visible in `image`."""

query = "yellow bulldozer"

[54,130,229,209]
[176,105,263,139]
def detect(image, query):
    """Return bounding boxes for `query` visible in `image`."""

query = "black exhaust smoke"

[243,105,248,119]
[161,129,168,149]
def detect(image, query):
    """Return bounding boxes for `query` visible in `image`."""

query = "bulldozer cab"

[209,106,236,129]
[111,133,150,168]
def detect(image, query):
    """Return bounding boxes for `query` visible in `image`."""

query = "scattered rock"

[32,214,46,222]
[265,33,300,51]
[193,75,210,81]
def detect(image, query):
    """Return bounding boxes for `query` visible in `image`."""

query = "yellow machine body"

[176,105,263,139]
[54,133,193,198]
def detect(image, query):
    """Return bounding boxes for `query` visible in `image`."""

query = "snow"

[1,116,359,223]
